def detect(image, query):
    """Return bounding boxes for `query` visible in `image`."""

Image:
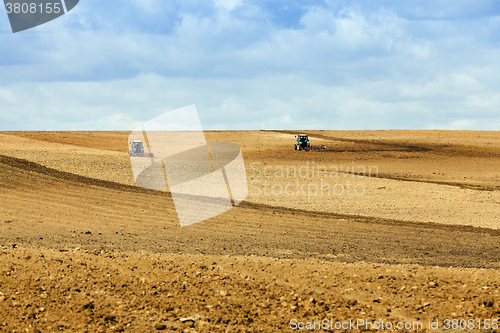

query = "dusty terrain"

[0,130,500,332]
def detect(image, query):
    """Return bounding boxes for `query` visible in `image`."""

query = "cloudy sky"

[1,0,500,130]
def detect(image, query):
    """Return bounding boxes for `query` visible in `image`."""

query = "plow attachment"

[303,145,326,151]
[129,152,155,158]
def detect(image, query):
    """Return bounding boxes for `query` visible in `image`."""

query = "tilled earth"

[1,247,500,333]
[0,130,499,332]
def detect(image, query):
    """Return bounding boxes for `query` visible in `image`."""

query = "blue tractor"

[294,134,310,151]
[128,140,154,157]
[293,134,326,151]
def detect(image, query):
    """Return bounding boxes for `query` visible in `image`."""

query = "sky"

[0,0,500,130]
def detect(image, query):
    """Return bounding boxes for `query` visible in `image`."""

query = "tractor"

[128,140,154,157]
[294,134,326,151]
[294,134,310,151]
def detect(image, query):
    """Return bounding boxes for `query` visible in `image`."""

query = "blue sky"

[1,0,500,130]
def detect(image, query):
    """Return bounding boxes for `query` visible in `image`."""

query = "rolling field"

[0,130,500,332]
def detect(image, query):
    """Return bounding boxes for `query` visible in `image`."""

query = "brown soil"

[0,130,499,332]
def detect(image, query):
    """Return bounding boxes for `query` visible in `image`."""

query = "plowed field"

[0,130,499,332]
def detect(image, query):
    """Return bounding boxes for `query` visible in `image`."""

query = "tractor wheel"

[294,144,297,150]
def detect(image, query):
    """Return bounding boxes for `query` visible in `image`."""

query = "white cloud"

[130,0,162,14]
[0,70,493,131]
[214,0,242,12]
[1,1,500,130]
[447,120,475,130]
[0,87,17,104]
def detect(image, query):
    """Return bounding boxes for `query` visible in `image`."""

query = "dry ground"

[0,130,499,332]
